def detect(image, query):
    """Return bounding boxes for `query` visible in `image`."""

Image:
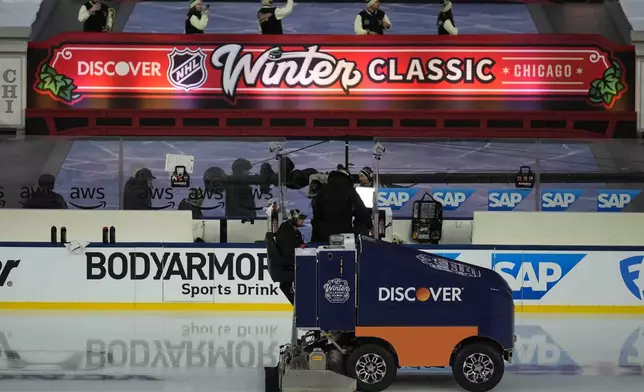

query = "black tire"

[345,344,397,392]
[452,342,504,392]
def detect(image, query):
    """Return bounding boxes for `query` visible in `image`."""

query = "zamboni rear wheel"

[346,344,397,392]
[452,342,504,392]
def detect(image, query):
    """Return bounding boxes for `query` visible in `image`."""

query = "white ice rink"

[0,311,642,392]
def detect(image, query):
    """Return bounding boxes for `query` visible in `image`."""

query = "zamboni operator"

[258,0,294,35]
[78,0,114,32]
[354,0,391,35]
[272,209,307,305]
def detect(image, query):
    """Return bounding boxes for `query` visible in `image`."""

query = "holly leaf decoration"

[588,87,603,104]
[603,93,612,105]
[601,78,618,96]
[35,62,79,102]
[587,60,626,108]
[59,87,73,102]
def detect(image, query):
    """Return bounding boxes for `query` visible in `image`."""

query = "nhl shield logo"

[167,48,208,91]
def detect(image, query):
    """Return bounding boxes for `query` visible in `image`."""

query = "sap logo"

[431,189,475,211]
[619,256,644,300]
[619,327,644,370]
[513,325,580,372]
[378,287,462,302]
[377,188,418,210]
[488,189,532,211]
[540,189,583,211]
[491,253,585,300]
[597,190,641,212]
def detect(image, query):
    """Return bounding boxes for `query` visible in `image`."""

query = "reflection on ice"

[0,312,642,391]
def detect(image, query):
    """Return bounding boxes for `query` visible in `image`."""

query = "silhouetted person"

[123,168,155,210]
[226,158,258,219]
[179,187,205,219]
[311,165,371,242]
[22,174,68,209]
[272,209,306,304]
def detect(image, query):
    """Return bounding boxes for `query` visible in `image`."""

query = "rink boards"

[0,243,643,313]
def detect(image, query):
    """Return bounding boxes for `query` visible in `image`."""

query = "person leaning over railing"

[354,0,391,35]
[186,0,209,34]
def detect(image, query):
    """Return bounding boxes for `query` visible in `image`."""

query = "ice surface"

[0,312,642,391]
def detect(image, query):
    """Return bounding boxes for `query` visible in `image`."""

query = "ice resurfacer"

[265,235,514,392]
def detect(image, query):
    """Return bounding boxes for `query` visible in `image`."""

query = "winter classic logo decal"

[416,253,481,278]
[32,43,627,108]
[323,278,351,304]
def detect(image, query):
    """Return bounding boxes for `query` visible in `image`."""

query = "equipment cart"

[265,235,514,392]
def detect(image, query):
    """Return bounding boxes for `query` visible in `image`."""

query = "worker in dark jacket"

[22,174,68,209]
[310,165,372,242]
[272,209,306,304]
[123,168,156,210]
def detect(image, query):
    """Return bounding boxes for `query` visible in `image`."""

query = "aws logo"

[68,187,107,209]
[540,189,584,212]
[430,189,475,211]
[597,190,641,212]
[488,189,532,211]
[377,188,418,210]
[377,286,462,302]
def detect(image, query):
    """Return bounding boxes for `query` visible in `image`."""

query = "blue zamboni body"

[294,236,514,364]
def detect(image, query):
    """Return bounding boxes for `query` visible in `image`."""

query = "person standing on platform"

[437,0,458,35]
[257,0,294,35]
[186,0,210,34]
[78,0,114,32]
[354,0,391,35]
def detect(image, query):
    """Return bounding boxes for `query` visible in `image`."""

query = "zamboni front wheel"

[346,344,397,392]
[452,342,504,392]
